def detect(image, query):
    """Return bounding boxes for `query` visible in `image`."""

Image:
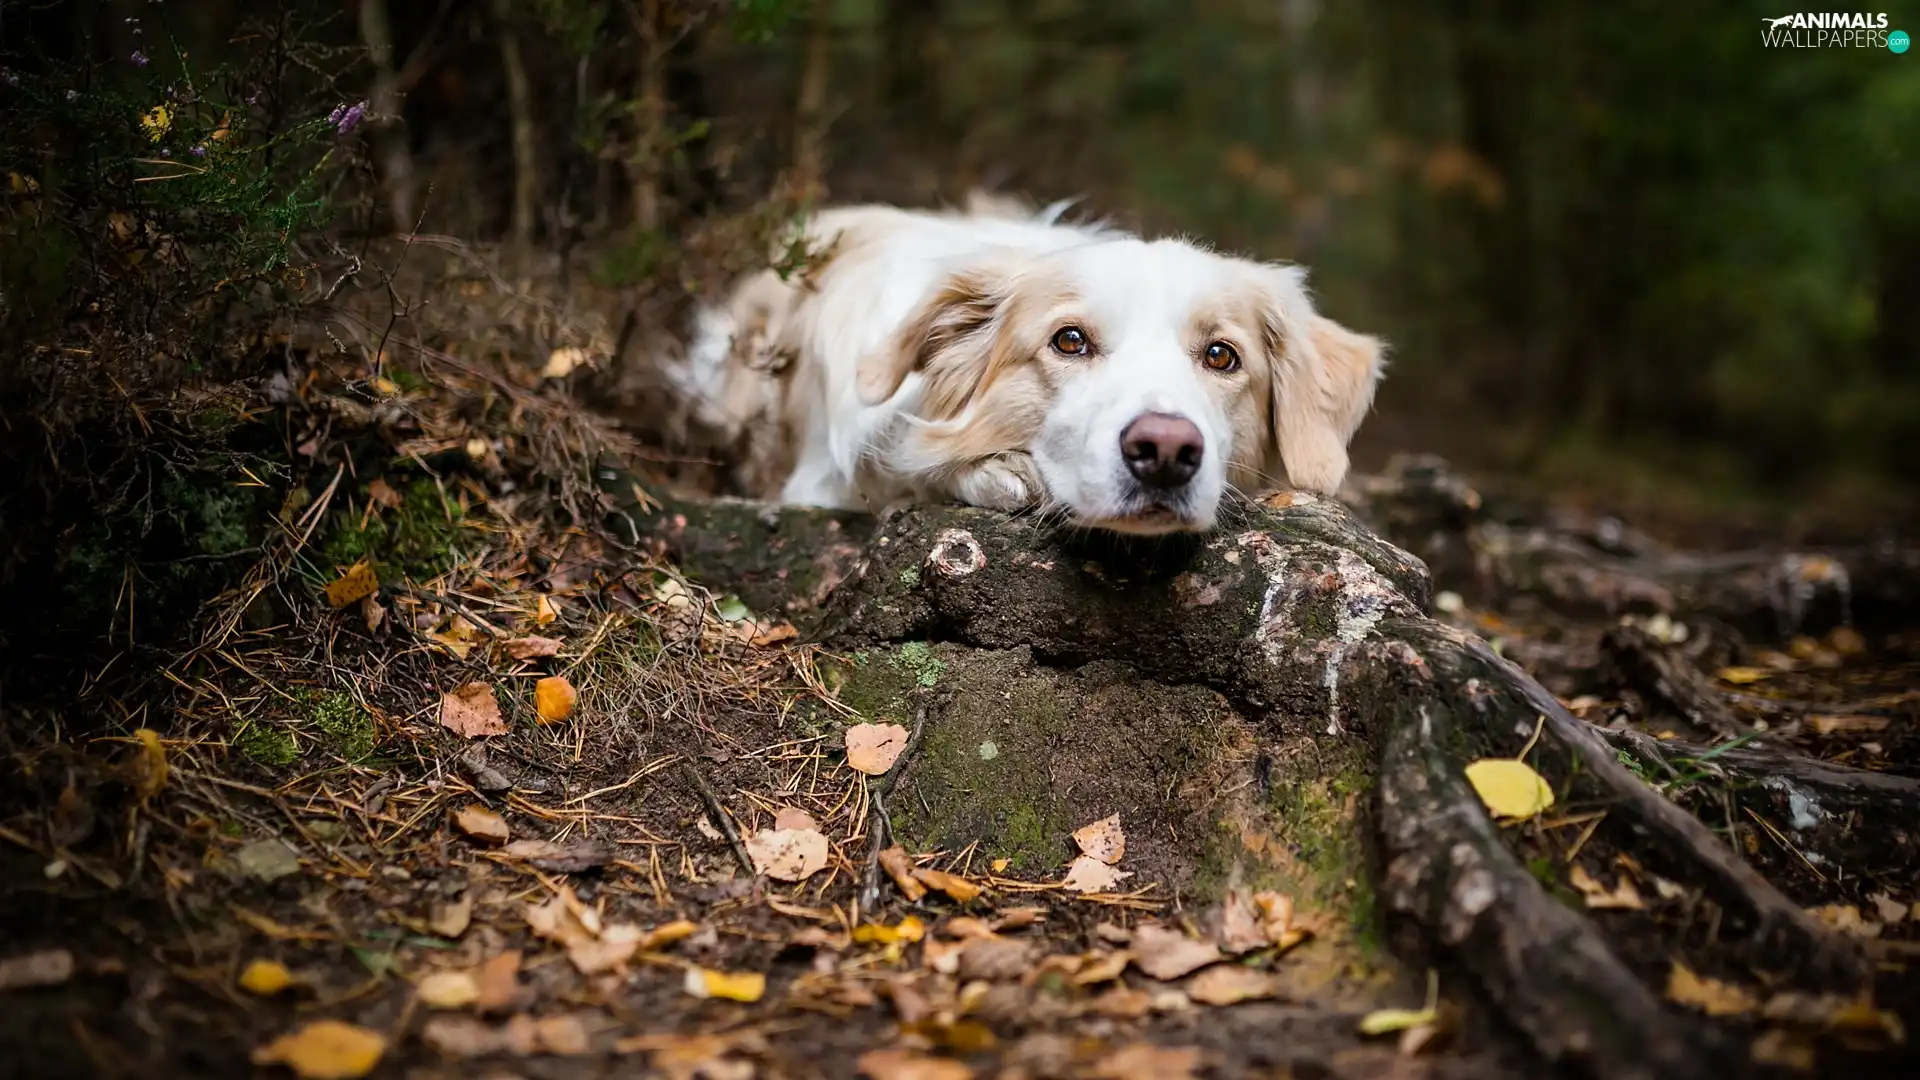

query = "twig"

[385,582,510,639]
[860,699,931,914]
[680,761,755,879]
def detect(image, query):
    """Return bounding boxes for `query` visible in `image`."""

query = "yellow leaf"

[239,958,293,996]
[324,562,379,609]
[1714,666,1773,685]
[912,867,983,903]
[130,728,168,802]
[683,967,765,1002]
[641,919,699,950]
[1358,1006,1438,1036]
[251,1019,386,1079]
[1666,961,1758,1017]
[1071,814,1127,866]
[371,377,400,395]
[141,105,172,142]
[1463,758,1554,819]
[534,675,577,724]
[852,916,927,947]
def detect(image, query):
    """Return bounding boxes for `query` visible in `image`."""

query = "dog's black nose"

[1120,412,1204,489]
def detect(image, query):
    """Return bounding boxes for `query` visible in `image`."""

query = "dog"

[668,194,1385,535]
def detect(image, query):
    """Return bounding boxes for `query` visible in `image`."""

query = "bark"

[357,0,416,232]
[624,486,1898,1080]
[490,0,539,250]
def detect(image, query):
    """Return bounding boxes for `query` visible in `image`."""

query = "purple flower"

[0,70,18,87]
[159,147,171,157]
[190,145,206,157]
[131,51,149,66]
[328,100,367,136]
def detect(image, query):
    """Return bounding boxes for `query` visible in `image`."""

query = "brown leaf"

[617,1033,758,1080]
[845,722,910,775]
[1129,923,1223,981]
[429,893,473,939]
[0,949,74,991]
[453,805,510,844]
[743,620,798,647]
[533,1013,594,1056]
[360,593,386,633]
[501,838,611,873]
[474,950,524,1015]
[1809,714,1890,736]
[568,923,644,976]
[1086,1042,1202,1080]
[913,867,983,903]
[878,845,927,901]
[366,478,404,509]
[773,806,820,833]
[1071,814,1126,866]
[857,1046,975,1080]
[420,1015,507,1058]
[955,936,1034,982]
[325,562,379,609]
[439,683,508,738]
[1186,965,1282,1006]
[1061,855,1132,894]
[504,635,562,660]
[746,828,830,882]
[534,675,578,723]
[250,1020,386,1079]
[526,893,598,950]
[416,970,481,1009]
[1070,951,1131,987]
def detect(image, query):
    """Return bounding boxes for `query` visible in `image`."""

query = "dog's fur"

[668,194,1386,534]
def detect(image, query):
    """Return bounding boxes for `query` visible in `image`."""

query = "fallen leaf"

[544,346,589,379]
[230,905,320,941]
[1666,961,1759,1017]
[617,1033,758,1080]
[746,827,829,882]
[1869,892,1907,924]
[740,620,798,647]
[857,1047,975,1080]
[1187,965,1282,1006]
[440,683,508,738]
[0,949,74,991]
[878,846,927,901]
[1810,714,1890,736]
[325,562,379,609]
[1762,988,1907,1042]
[534,675,577,724]
[361,594,386,633]
[1086,1042,1202,1080]
[991,858,1011,873]
[533,1013,594,1055]
[683,967,766,1002]
[453,805,510,844]
[1061,855,1132,894]
[1807,904,1883,939]
[1568,864,1645,910]
[366,478,403,508]
[1128,924,1222,981]
[501,838,612,873]
[1463,758,1555,820]
[504,636,562,660]
[429,894,473,939]
[1750,1029,1815,1071]
[845,723,910,775]
[1072,814,1126,865]
[1358,1006,1439,1036]
[239,958,293,996]
[642,920,699,950]
[251,1020,386,1079]
[1715,666,1773,685]
[234,838,302,883]
[1249,892,1309,952]
[474,950,523,1014]
[955,936,1035,982]
[427,617,482,660]
[853,916,928,947]
[913,867,983,903]
[416,970,481,1009]
[526,892,599,950]
[419,1015,507,1058]
[568,923,645,976]
[128,728,168,802]
[992,907,1045,931]
[1071,951,1132,987]
[773,806,820,832]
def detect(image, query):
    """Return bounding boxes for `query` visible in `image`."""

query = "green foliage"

[320,477,466,582]
[730,0,807,44]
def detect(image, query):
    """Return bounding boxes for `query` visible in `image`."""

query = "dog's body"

[668,194,1385,534]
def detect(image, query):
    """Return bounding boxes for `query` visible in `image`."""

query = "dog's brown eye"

[1203,341,1241,372]
[1050,327,1090,356]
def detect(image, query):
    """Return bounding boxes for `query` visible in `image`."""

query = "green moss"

[304,689,376,761]
[894,641,945,688]
[320,476,465,580]
[237,723,299,768]
[898,566,921,587]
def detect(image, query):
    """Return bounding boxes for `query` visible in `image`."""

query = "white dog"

[667,194,1385,535]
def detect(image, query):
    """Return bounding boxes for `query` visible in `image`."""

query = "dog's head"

[857,238,1386,534]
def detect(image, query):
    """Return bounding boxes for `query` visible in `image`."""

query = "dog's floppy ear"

[1258,267,1387,495]
[855,255,1022,416]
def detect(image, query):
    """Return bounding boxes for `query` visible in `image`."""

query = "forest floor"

[1,242,1915,1080]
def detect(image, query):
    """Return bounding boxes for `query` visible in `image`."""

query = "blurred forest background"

[4,0,1918,535]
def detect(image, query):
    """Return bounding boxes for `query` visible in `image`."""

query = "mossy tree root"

[631,491,1864,1079]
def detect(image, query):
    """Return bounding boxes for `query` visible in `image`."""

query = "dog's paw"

[949,455,1043,511]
